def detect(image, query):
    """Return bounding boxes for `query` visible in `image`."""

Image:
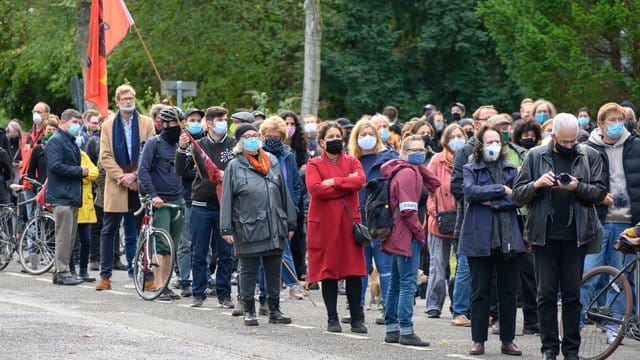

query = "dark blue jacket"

[45,129,83,206]
[274,145,302,214]
[138,135,183,200]
[459,159,525,257]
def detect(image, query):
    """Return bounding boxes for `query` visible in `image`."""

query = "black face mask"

[160,125,181,145]
[521,138,536,150]
[421,135,433,148]
[452,113,461,122]
[465,130,475,139]
[9,136,19,146]
[324,139,343,155]
[555,142,575,156]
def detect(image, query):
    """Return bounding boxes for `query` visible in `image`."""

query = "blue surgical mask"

[187,122,203,135]
[68,123,82,136]
[535,112,550,124]
[607,123,624,139]
[213,121,227,135]
[407,152,426,165]
[75,136,84,148]
[483,142,502,161]
[380,128,390,141]
[304,122,317,133]
[578,116,589,128]
[244,137,261,152]
[357,135,377,151]
[448,138,465,152]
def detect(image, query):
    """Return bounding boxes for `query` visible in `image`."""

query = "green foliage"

[478,0,640,112]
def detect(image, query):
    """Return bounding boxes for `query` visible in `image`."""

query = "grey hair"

[401,135,423,153]
[370,113,390,126]
[233,139,246,154]
[552,113,579,137]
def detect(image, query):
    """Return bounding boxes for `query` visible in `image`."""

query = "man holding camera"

[513,113,606,360]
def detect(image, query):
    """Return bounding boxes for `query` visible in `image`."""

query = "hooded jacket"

[380,159,440,257]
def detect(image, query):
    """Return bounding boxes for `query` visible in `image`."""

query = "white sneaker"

[606,329,619,345]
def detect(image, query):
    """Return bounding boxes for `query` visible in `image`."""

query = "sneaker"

[279,290,286,302]
[113,260,127,271]
[218,297,235,309]
[491,321,500,335]
[606,329,619,345]
[230,272,238,286]
[204,286,217,297]
[167,288,181,300]
[327,318,342,333]
[170,279,182,289]
[180,285,192,298]
[289,285,304,300]
[191,297,205,308]
[157,289,173,302]
[426,309,441,318]
[451,315,472,327]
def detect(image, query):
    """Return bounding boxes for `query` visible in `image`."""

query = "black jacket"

[27,144,47,184]
[44,129,83,206]
[512,142,606,252]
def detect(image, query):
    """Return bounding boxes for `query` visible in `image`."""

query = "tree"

[301,0,322,117]
[478,0,640,111]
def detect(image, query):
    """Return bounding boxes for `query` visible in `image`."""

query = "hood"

[380,159,413,179]
[588,127,630,149]
[380,159,441,192]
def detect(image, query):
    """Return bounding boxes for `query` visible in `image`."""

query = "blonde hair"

[348,119,385,158]
[259,115,287,139]
[440,123,466,150]
[114,84,136,101]
[370,113,390,127]
[532,99,557,118]
[596,102,626,127]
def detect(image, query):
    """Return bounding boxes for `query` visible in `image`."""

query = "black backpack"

[364,168,402,239]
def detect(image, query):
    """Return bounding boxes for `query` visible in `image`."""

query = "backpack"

[364,168,403,239]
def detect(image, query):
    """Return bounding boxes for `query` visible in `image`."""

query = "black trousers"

[519,252,539,327]
[239,253,281,301]
[534,240,587,357]
[468,254,519,344]
[290,210,307,279]
[89,205,103,263]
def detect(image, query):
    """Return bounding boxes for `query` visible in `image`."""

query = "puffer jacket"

[220,152,297,256]
[512,142,606,252]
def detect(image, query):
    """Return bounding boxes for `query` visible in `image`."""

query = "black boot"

[243,298,258,326]
[350,307,368,333]
[327,313,342,332]
[268,297,292,324]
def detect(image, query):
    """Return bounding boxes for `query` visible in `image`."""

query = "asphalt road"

[1,261,638,360]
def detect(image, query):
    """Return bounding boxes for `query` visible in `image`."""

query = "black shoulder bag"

[435,193,456,235]
[341,198,372,246]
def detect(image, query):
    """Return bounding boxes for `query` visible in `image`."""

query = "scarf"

[444,148,454,169]
[112,110,140,168]
[244,148,271,175]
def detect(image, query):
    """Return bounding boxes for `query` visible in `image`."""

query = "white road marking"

[447,354,482,359]
[385,343,433,351]
[177,304,214,311]
[323,331,369,340]
[287,324,314,329]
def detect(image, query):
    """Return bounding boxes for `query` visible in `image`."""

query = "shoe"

[89,261,99,271]
[426,309,441,318]
[564,354,578,360]
[501,343,522,356]
[288,285,305,300]
[605,329,619,344]
[79,271,96,283]
[243,299,258,326]
[384,331,399,343]
[399,333,429,347]
[53,274,83,286]
[523,324,540,335]
[232,298,245,316]
[327,317,342,332]
[171,279,181,289]
[375,307,385,325]
[167,288,181,300]
[95,277,111,290]
[341,314,351,324]
[307,281,319,290]
[350,311,367,334]
[218,297,235,309]
[157,289,173,302]
[451,315,472,327]
[268,297,292,324]
[144,279,157,292]
[542,350,556,360]
[204,286,217,297]
[191,297,205,308]
[469,342,485,355]
[258,300,269,316]
[113,260,127,271]
[491,320,500,335]
[180,283,192,297]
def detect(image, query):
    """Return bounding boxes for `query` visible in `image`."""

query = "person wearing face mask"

[428,112,447,151]
[305,121,368,333]
[458,118,476,140]
[381,135,440,347]
[531,99,557,125]
[513,113,606,360]
[450,102,466,123]
[137,106,186,301]
[406,120,436,164]
[581,102,640,343]
[219,123,297,326]
[302,114,320,158]
[487,115,527,168]
[576,107,594,133]
[371,114,400,151]
[346,119,398,325]
[26,120,58,194]
[460,125,525,356]
[512,120,542,151]
[176,106,237,308]
[424,124,466,321]
[279,111,308,169]
[45,109,90,286]
[96,84,156,291]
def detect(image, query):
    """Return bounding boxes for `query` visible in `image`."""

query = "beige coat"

[100,113,155,212]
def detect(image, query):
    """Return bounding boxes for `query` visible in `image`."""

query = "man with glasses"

[513,113,606,360]
[176,106,237,308]
[581,102,640,343]
[96,84,156,291]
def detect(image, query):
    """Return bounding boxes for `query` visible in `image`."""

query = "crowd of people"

[3,85,640,359]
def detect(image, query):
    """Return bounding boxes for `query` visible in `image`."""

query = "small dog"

[368,268,382,310]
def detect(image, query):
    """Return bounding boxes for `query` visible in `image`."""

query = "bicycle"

[579,236,640,359]
[0,177,55,274]
[132,195,182,300]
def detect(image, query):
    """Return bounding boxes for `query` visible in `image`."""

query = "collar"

[208,132,227,144]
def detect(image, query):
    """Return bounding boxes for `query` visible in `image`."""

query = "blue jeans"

[361,239,391,307]
[452,253,471,316]
[176,205,192,283]
[99,212,138,279]
[190,206,232,299]
[580,222,627,329]
[385,239,421,335]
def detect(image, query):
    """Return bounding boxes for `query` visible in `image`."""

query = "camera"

[554,173,571,186]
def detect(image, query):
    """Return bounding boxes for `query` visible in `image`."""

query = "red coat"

[305,153,367,282]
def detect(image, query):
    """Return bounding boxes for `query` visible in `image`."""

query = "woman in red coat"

[306,121,367,334]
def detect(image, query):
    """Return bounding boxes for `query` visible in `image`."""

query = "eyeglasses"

[406,148,425,153]
[119,97,135,102]
[241,134,258,140]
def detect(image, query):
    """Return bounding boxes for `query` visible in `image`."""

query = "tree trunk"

[76,0,92,110]
[301,0,322,117]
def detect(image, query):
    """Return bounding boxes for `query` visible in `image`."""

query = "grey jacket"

[220,152,297,256]
[512,142,606,253]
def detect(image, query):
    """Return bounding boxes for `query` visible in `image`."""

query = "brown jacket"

[99,113,155,212]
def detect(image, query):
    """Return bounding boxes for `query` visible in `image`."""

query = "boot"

[95,277,111,291]
[243,298,258,326]
[268,297,292,324]
[79,269,96,282]
[232,296,244,316]
[258,299,269,316]
[350,307,368,334]
[327,313,342,332]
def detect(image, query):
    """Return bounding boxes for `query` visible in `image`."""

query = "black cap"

[424,104,436,111]
[231,111,255,124]
[450,102,465,113]
[184,108,204,119]
[252,110,266,119]
[234,123,258,141]
[335,117,354,129]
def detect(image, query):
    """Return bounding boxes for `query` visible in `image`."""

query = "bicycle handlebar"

[133,195,183,216]
[19,175,43,189]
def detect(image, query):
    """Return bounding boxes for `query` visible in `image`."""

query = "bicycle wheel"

[18,213,56,275]
[0,214,15,271]
[133,228,174,300]
[579,265,633,360]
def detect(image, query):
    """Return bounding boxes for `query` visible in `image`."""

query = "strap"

[341,198,355,224]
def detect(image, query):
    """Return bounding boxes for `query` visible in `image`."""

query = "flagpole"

[131,24,172,105]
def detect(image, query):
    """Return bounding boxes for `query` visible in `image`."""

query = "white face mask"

[357,135,377,150]
[120,105,136,113]
[483,142,502,161]
[304,122,317,133]
[33,112,42,124]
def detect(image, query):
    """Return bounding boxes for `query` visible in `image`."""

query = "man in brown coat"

[96,84,155,290]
